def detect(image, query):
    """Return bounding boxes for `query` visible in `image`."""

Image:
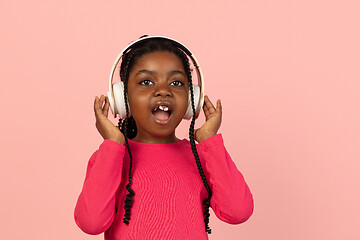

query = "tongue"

[153,109,170,121]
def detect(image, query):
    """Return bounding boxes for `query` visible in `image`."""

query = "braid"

[120,54,136,225]
[183,54,213,234]
[117,37,213,233]
[118,51,137,139]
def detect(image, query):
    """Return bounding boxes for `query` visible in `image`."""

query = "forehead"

[131,51,185,72]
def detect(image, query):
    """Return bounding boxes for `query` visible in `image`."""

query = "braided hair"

[117,36,213,234]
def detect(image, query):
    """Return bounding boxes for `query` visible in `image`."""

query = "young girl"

[74,36,254,239]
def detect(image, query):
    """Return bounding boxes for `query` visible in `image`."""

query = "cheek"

[178,92,189,114]
[128,94,148,117]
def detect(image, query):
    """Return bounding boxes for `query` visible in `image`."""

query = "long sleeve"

[197,134,254,224]
[74,139,126,235]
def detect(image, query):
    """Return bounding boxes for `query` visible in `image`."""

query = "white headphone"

[107,35,204,120]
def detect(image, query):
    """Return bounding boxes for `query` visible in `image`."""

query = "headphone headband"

[108,35,204,119]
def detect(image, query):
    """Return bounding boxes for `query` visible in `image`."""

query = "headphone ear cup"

[183,84,201,120]
[107,90,117,117]
[112,82,129,119]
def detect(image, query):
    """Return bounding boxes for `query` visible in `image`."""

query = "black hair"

[117,36,212,234]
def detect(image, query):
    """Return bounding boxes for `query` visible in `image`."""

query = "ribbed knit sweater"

[74,134,254,240]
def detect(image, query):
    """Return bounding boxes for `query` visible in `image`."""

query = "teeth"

[159,105,169,111]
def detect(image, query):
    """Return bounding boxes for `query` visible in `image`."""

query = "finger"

[100,95,108,115]
[204,95,216,114]
[94,96,102,118]
[216,99,222,113]
[203,102,210,117]
[100,95,105,108]
[103,96,110,117]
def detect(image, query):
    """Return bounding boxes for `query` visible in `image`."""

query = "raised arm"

[74,139,125,234]
[197,134,254,224]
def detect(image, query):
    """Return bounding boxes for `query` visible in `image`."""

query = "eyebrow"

[135,69,186,77]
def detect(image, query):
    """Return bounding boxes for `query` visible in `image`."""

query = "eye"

[139,79,154,85]
[170,80,184,86]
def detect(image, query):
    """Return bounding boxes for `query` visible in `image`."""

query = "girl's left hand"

[194,95,222,142]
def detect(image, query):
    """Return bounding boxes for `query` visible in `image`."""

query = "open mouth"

[152,104,172,124]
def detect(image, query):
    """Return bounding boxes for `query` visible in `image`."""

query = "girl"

[74,36,254,239]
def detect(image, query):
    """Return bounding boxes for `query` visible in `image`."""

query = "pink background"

[1,0,359,239]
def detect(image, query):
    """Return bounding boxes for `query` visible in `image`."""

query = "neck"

[131,131,180,143]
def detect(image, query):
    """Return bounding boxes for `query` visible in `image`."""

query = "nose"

[153,82,172,97]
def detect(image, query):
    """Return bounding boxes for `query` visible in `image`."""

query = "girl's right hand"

[94,95,125,145]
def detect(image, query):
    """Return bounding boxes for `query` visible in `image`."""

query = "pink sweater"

[74,134,254,240]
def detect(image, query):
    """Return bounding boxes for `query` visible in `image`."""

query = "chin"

[150,130,174,138]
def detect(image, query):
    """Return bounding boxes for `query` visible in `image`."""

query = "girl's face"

[127,51,189,143]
